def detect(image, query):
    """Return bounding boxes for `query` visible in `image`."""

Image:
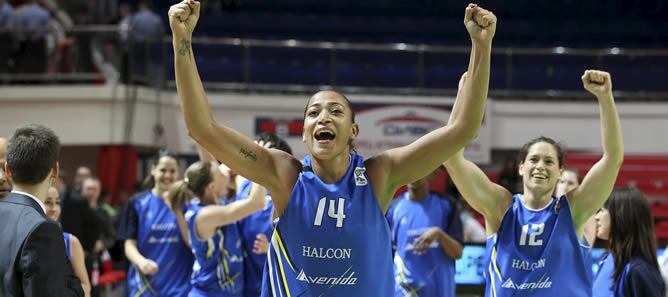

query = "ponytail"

[142,175,155,191]
[167,161,214,210]
[167,180,193,212]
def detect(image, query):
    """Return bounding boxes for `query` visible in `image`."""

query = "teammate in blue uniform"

[593,188,666,297]
[168,160,267,297]
[231,133,293,297]
[45,186,91,297]
[444,70,624,297]
[555,168,596,284]
[235,179,272,297]
[386,170,463,297]
[117,152,194,297]
[170,1,496,295]
[556,168,599,248]
[593,251,615,297]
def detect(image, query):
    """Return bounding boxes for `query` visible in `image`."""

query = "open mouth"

[531,173,547,180]
[314,130,336,142]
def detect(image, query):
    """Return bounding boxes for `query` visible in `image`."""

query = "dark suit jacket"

[0,192,84,297]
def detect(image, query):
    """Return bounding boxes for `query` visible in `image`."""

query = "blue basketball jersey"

[186,199,245,297]
[236,179,274,297]
[386,192,461,297]
[127,192,193,297]
[261,154,394,297]
[593,252,614,297]
[485,194,592,297]
[582,237,594,282]
[614,258,666,297]
[63,232,72,261]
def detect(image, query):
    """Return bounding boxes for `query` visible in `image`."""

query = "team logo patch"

[502,278,516,289]
[354,167,368,186]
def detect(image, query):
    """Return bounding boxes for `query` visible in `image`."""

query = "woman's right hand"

[168,0,200,40]
[253,234,270,254]
[138,258,159,275]
[582,70,613,99]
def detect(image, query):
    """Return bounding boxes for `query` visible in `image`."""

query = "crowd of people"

[0,0,164,84]
[1,1,668,297]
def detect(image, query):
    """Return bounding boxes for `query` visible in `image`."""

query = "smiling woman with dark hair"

[116,151,194,297]
[444,70,624,297]
[594,188,666,297]
[168,1,497,295]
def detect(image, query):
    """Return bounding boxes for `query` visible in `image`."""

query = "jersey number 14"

[314,197,346,228]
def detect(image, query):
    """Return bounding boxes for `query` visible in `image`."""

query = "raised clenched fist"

[582,70,613,98]
[464,4,497,43]
[168,0,201,39]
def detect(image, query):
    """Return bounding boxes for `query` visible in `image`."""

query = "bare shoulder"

[69,234,82,249]
[364,152,392,183]
[364,153,396,201]
[269,149,302,178]
[267,149,302,197]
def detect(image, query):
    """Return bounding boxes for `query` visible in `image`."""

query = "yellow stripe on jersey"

[491,247,503,281]
[394,256,419,297]
[488,265,497,297]
[273,229,296,272]
[133,265,157,297]
[219,272,241,289]
[206,238,215,259]
[222,248,231,274]
[271,231,292,297]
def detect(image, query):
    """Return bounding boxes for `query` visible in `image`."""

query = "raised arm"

[443,73,512,234]
[569,70,624,231]
[194,182,266,240]
[168,0,297,198]
[372,4,496,208]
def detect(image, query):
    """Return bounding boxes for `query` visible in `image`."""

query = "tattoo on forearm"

[239,148,257,161]
[179,39,191,57]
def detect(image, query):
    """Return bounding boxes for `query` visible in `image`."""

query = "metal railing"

[2,26,668,99]
[162,36,668,99]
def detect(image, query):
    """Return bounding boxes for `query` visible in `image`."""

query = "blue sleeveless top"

[485,194,592,297]
[593,252,614,297]
[126,192,194,297]
[63,232,72,261]
[261,154,394,297]
[236,179,274,297]
[186,199,245,297]
[386,192,461,297]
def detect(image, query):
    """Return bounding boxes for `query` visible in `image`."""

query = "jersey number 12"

[519,223,544,246]
[314,197,346,228]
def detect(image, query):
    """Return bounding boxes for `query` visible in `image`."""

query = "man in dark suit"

[0,124,84,297]
[0,137,13,198]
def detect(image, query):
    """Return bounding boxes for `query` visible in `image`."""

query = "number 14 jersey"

[485,194,592,297]
[261,154,394,297]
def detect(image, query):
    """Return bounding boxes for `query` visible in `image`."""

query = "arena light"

[286,39,298,47]
[553,46,566,54]
[395,43,407,50]
[609,47,621,55]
